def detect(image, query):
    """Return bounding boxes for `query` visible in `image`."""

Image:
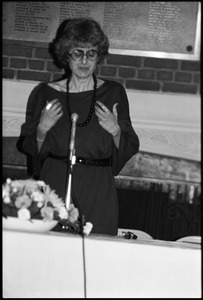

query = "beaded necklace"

[66,73,97,127]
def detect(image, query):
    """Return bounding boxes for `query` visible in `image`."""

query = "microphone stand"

[65,113,78,210]
[64,113,85,235]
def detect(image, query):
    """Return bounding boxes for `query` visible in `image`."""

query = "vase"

[3,216,58,233]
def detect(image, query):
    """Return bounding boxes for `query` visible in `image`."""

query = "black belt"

[48,154,111,167]
[75,156,111,167]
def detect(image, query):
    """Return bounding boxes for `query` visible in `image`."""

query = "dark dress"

[22,79,139,235]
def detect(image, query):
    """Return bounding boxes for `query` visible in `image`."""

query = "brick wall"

[3,39,200,94]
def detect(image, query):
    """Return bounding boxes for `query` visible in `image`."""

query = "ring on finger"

[102,106,108,112]
[46,103,52,110]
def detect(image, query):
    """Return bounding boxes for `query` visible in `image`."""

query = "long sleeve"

[21,84,53,177]
[111,84,139,175]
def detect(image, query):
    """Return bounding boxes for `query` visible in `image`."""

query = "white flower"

[31,190,45,202]
[44,186,64,209]
[83,222,93,235]
[2,185,10,199]
[17,208,31,220]
[3,196,10,204]
[3,184,11,203]
[6,178,11,184]
[59,206,68,219]
[37,201,44,208]
[36,180,46,187]
[13,187,18,193]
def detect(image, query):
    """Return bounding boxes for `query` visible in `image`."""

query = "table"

[3,229,201,298]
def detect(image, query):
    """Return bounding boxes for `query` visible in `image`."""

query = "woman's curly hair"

[51,18,109,69]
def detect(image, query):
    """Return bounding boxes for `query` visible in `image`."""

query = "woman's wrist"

[112,126,121,149]
[111,125,121,137]
[37,138,44,143]
[37,124,47,142]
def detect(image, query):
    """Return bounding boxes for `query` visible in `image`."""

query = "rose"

[40,206,54,221]
[15,195,32,209]
[68,204,79,223]
[59,206,68,220]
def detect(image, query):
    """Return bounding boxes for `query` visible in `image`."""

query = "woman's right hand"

[38,99,63,134]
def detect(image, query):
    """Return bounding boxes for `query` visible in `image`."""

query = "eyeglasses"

[68,49,99,61]
[122,231,138,240]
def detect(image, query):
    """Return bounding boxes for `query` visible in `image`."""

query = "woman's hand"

[95,100,120,136]
[38,99,63,134]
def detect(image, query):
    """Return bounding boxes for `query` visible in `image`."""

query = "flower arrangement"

[2,178,92,235]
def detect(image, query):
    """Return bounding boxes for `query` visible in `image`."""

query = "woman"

[22,18,139,236]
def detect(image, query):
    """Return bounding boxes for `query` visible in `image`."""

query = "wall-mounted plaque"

[3,2,201,60]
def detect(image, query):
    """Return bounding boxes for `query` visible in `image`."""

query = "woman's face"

[68,46,98,79]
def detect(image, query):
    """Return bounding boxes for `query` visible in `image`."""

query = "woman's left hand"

[95,101,120,136]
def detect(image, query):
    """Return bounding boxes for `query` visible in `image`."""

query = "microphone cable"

[81,214,87,298]
[72,191,87,298]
